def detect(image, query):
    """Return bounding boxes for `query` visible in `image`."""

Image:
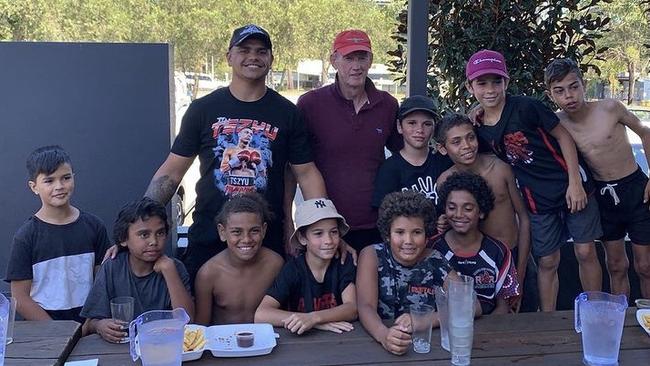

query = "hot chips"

[643,314,650,329]
[183,328,206,352]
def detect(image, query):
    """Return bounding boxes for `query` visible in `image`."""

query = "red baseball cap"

[465,49,509,81]
[332,30,372,56]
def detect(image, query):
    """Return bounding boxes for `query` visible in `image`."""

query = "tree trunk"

[627,62,635,105]
[286,68,293,90]
[191,75,200,100]
[321,59,329,86]
[278,70,286,90]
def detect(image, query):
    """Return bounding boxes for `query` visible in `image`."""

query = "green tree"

[153,0,241,98]
[0,0,401,93]
[0,0,65,40]
[0,0,165,42]
[230,0,303,89]
[389,0,610,114]
[56,0,162,41]
[597,0,650,104]
[294,0,398,85]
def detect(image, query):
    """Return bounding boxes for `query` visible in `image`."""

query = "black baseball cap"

[398,95,437,120]
[229,24,272,51]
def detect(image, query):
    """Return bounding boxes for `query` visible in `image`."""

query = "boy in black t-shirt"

[465,50,603,311]
[255,198,357,334]
[372,95,452,208]
[5,146,110,323]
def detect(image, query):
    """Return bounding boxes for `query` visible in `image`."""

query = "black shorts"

[595,167,650,245]
[529,196,602,258]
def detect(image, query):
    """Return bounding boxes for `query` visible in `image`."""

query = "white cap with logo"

[290,198,350,248]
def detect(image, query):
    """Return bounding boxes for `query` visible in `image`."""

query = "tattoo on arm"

[144,175,178,205]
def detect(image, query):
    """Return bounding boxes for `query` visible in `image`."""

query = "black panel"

[0,42,172,291]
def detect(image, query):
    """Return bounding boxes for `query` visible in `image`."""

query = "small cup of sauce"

[236,331,254,348]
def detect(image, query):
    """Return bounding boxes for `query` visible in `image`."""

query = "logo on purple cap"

[473,58,503,65]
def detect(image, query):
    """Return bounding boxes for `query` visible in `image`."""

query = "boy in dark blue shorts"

[372,95,452,207]
[466,50,603,311]
[545,58,650,298]
[5,146,110,322]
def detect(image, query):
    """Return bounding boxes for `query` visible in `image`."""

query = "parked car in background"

[184,72,225,92]
[174,72,191,107]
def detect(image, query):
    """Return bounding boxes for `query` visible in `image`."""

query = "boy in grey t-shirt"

[81,198,194,343]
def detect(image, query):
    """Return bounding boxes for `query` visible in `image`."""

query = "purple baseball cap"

[465,49,509,81]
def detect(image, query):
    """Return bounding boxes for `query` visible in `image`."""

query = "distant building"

[274,59,405,94]
[587,74,650,103]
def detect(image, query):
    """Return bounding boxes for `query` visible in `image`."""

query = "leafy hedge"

[389,0,610,114]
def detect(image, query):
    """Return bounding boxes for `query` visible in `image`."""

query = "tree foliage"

[293,0,386,82]
[0,0,399,94]
[595,0,650,104]
[389,0,610,114]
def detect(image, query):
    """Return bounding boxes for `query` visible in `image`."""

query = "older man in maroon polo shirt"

[293,29,401,252]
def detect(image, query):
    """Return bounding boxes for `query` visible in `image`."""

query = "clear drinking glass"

[0,293,9,366]
[4,298,15,345]
[111,296,135,343]
[448,275,475,366]
[410,303,434,354]
[435,285,450,351]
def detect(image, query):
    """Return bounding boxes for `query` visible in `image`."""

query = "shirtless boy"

[435,113,533,310]
[194,193,284,324]
[545,58,650,297]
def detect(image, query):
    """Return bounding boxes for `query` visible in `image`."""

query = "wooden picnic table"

[66,309,650,365]
[4,320,81,366]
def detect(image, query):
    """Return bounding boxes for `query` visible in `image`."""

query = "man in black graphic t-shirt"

[144,24,326,284]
